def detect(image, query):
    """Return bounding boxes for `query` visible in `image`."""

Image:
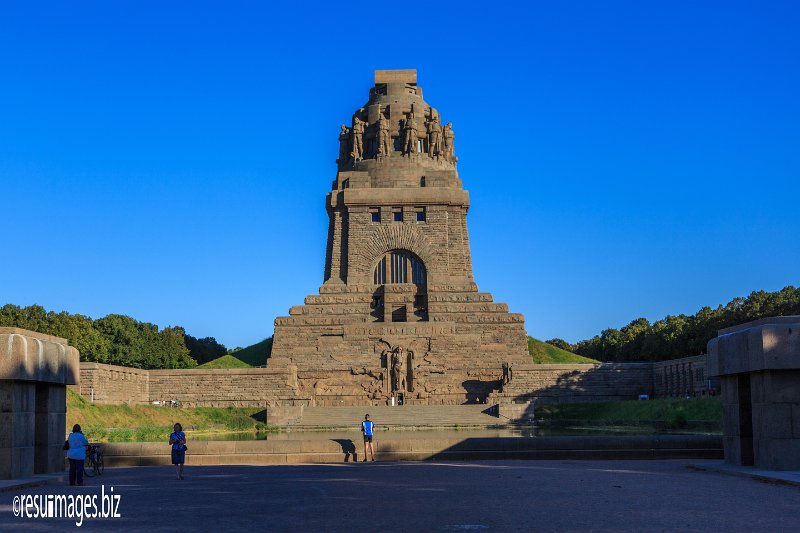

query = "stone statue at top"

[426,111,442,158]
[351,115,367,161]
[403,111,418,156]
[338,124,351,163]
[443,122,455,161]
[334,70,457,168]
[377,108,391,157]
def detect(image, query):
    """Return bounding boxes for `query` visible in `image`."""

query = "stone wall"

[495,363,654,405]
[73,363,150,405]
[148,368,303,408]
[73,364,306,408]
[74,355,717,411]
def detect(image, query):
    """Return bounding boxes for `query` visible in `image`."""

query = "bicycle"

[84,443,104,477]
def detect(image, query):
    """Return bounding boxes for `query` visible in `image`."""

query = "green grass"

[199,337,273,368]
[197,354,252,369]
[528,337,599,364]
[67,389,276,442]
[536,397,722,430]
[228,337,272,366]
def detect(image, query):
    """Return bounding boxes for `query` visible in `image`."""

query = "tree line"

[547,286,800,363]
[0,304,228,369]
[7,286,797,368]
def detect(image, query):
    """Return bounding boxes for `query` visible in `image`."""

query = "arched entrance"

[371,249,428,322]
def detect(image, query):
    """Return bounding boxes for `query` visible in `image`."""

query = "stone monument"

[707,316,800,470]
[269,70,531,406]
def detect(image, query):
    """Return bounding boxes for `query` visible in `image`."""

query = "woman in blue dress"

[169,423,187,480]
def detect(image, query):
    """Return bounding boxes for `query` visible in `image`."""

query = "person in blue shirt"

[361,414,375,462]
[66,424,89,486]
[169,422,187,480]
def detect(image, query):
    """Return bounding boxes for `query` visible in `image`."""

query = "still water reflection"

[186,426,719,441]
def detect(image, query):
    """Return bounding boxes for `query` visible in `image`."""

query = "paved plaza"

[1,460,799,531]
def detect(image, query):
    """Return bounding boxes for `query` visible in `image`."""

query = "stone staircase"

[497,363,653,404]
[287,404,505,429]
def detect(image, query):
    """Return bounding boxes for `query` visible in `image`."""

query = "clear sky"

[1,1,798,349]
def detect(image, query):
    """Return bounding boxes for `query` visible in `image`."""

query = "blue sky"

[1,1,798,349]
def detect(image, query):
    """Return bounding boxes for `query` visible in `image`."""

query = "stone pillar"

[707,316,800,470]
[324,206,348,284]
[0,381,36,479]
[35,384,67,474]
[0,328,79,479]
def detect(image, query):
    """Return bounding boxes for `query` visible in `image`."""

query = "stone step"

[291,404,501,429]
[99,435,724,466]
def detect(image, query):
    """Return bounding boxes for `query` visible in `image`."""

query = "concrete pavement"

[1,460,799,531]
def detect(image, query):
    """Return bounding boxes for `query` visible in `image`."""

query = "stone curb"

[0,474,66,493]
[688,462,800,487]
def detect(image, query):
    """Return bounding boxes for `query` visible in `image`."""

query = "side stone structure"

[268,69,531,406]
[707,316,800,470]
[493,363,654,406]
[653,355,719,398]
[77,358,699,412]
[72,363,306,408]
[148,368,303,408]
[0,327,79,479]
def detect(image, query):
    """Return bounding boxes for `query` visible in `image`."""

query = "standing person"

[66,424,89,486]
[169,423,187,480]
[361,414,375,462]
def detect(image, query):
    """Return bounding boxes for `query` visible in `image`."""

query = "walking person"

[169,423,187,480]
[66,424,89,486]
[361,414,375,462]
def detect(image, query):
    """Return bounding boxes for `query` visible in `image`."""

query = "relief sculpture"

[377,338,434,399]
[391,346,409,392]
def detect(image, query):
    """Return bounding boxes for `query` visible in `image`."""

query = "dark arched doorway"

[371,249,427,322]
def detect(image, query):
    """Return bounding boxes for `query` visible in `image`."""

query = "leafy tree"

[184,335,228,364]
[48,311,111,363]
[545,338,572,351]
[572,286,800,362]
[1,304,198,369]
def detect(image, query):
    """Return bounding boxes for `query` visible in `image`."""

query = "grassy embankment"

[196,354,251,369]
[67,389,275,442]
[528,337,599,363]
[536,397,722,432]
[197,337,272,368]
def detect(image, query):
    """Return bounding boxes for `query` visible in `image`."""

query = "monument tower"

[269,70,530,406]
